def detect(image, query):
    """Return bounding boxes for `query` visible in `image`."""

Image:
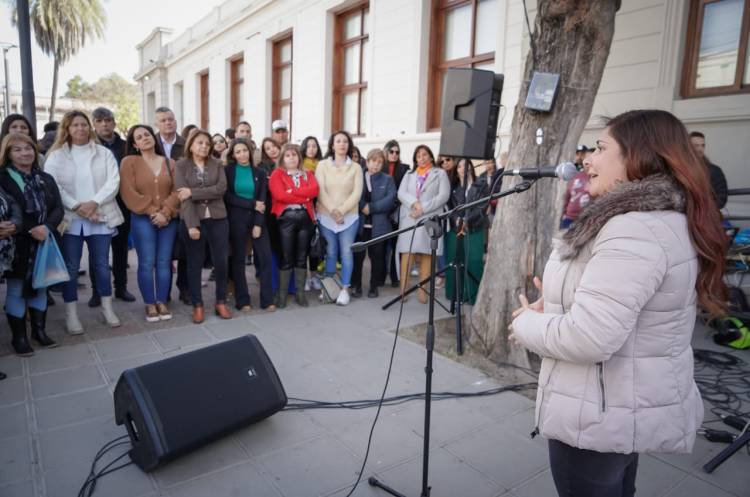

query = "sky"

[0,0,224,99]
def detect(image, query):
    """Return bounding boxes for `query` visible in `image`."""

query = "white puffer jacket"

[512,176,703,454]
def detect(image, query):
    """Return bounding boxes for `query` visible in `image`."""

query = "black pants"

[91,198,130,293]
[180,218,229,306]
[548,439,638,497]
[351,227,384,291]
[229,219,274,309]
[277,209,313,270]
[386,235,398,285]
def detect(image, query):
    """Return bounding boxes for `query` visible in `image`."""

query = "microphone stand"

[352,178,535,497]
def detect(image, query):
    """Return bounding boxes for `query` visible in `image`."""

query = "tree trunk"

[49,57,59,122]
[469,0,620,366]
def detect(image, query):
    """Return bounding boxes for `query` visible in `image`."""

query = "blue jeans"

[320,220,359,286]
[4,278,47,317]
[62,233,113,302]
[131,214,178,305]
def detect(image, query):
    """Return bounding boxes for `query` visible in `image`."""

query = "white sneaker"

[304,277,311,292]
[336,288,350,306]
[310,275,322,290]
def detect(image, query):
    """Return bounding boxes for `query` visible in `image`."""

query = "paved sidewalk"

[0,253,748,496]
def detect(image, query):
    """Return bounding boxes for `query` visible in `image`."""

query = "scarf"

[303,157,318,172]
[560,174,686,260]
[415,164,432,198]
[286,169,306,189]
[10,165,47,225]
[0,192,16,274]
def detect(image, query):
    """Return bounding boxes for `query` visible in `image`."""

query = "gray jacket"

[513,175,703,454]
[395,167,450,258]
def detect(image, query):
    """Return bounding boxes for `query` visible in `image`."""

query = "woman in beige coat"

[510,110,727,497]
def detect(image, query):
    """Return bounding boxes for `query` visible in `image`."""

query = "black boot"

[115,288,136,302]
[294,270,309,307]
[276,269,291,309]
[7,314,33,357]
[29,308,58,349]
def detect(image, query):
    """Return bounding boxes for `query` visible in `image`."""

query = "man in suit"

[155,107,186,160]
[155,106,189,304]
[89,107,135,307]
[689,131,728,210]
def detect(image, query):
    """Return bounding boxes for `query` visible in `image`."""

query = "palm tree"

[10,0,106,120]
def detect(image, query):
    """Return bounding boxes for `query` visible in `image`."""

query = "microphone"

[502,162,578,181]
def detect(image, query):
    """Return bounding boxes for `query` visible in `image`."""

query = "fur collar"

[560,174,685,260]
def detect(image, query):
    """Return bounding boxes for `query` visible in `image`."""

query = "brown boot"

[214,303,232,319]
[192,305,205,324]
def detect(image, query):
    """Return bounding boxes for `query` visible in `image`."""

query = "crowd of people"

[0,106,737,497]
[0,107,501,356]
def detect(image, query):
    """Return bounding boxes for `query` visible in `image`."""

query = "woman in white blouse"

[45,110,124,333]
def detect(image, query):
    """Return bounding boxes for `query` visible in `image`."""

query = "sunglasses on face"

[389,149,400,155]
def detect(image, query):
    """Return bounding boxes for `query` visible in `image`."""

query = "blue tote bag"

[32,232,70,289]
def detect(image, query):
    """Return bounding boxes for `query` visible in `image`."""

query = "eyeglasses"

[389,149,400,155]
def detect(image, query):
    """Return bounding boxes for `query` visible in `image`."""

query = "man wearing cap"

[271,119,289,145]
[90,107,136,305]
[560,145,593,229]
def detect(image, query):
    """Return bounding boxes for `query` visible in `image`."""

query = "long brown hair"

[49,110,98,153]
[606,109,727,316]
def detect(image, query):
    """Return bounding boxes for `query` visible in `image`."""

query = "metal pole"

[1,45,14,119]
[16,0,36,134]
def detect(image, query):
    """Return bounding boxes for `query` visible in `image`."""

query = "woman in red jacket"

[269,144,319,308]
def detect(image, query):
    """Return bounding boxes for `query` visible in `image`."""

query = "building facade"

[135,0,750,219]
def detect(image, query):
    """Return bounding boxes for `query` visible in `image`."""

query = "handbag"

[309,223,327,260]
[32,232,70,289]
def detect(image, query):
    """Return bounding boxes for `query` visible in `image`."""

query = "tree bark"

[469,0,620,366]
[49,57,59,122]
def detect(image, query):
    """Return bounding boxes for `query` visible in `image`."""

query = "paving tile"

[152,437,250,488]
[234,409,325,458]
[0,403,28,440]
[0,376,26,406]
[0,435,31,484]
[333,406,425,471]
[101,353,163,383]
[203,316,263,341]
[259,435,363,497]
[38,416,127,473]
[325,479,397,497]
[165,461,280,497]
[27,343,95,374]
[153,325,214,352]
[34,386,112,431]
[93,333,160,361]
[444,422,548,489]
[0,355,24,378]
[511,469,557,497]
[375,447,502,497]
[634,455,689,497]
[393,397,497,445]
[44,460,154,497]
[30,364,106,399]
[0,480,34,497]
[674,447,750,497]
[662,475,742,497]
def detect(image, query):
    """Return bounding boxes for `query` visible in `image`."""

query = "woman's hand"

[362,203,370,216]
[410,201,423,219]
[331,209,344,224]
[76,200,98,219]
[188,227,201,240]
[151,212,168,227]
[509,276,543,345]
[252,226,262,239]
[177,188,192,201]
[0,220,17,239]
[29,225,48,242]
[255,201,266,214]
